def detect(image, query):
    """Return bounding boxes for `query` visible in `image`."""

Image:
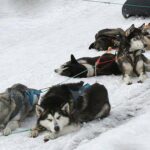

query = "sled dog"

[30,82,111,141]
[89,28,125,51]
[117,25,150,84]
[0,84,40,135]
[55,54,121,78]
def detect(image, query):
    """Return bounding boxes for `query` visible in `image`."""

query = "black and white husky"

[117,24,150,84]
[139,23,150,50]
[30,82,111,141]
[55,54,122,78]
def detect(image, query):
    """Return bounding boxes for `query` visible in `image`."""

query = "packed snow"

[0,0,150,150]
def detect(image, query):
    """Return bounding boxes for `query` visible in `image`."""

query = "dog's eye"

[56,116,61,120]
[47,119,52,122]
[132,38,136,41]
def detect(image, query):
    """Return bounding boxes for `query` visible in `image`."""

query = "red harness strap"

[96,54,116,66]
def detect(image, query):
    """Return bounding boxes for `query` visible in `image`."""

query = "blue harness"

[26,89,42,106]
[10,89,41,120]
[70,83,91,101]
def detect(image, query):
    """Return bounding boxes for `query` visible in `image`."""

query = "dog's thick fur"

[139,23,150,50]
[89,28,125,51]
[55,54,122,78]
[0,84,39,135]
[117,25,150,84]
[30,82,111,141]
[122,0,150,18]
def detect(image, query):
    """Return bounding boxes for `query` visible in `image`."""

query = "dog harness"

[10,89,41,119]
[70,83,91,101]
[126,49,145,55]
[26,89,41,106]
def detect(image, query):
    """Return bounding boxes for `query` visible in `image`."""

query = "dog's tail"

[142,55,150,72]
[145,65,150,72]
[142,54,150,64]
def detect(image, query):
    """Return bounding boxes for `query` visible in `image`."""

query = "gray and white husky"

[0,84,40,136]
[30,81,111,141]
[117,24,150,84]
[139,23,150,50]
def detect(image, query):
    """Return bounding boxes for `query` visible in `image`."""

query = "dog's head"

[54,55,87,78]
[89,35,119,51]
[139,23,150,43]
[139,23,150,34]
[125,24,145,51]
[36,95,70,133]
[89,36,115,51]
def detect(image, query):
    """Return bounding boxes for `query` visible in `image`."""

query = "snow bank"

[76,111,150,150]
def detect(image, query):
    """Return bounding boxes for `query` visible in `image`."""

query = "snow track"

[0,0,150,150]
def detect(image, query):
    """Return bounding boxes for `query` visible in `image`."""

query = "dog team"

[0,23,150,142]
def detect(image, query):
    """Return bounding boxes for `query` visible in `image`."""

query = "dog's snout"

[54,126,60,132]
[54,69,58,73]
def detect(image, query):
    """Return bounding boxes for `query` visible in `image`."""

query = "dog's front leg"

[3,120,20,136]
[44,132,58,142]
[0,124,5,131]
[122,62,133,85]
[44,124,81,142]
[123,74,132,85]
[30,125,45,138]
[138,72,147,83]
[136,60,147,83]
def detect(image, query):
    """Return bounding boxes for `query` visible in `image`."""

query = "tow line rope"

[0,128,31,136]
[83,0,150,9]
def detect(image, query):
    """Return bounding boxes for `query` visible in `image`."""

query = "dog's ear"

[139,23,145,30]
[125,24,135,36]
[95,33,99,39]
[61,103,70,114]
[36,105,44,117]
[89,43,95,49]
[130,24,135,29]
[70,54,78,64]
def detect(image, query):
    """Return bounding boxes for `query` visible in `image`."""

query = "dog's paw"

[127,82,132,85]
[123,76,132,85]
[137,80,143,83]
[0,124,4,131]
[44,133,57,142]
[3,128,12,136]
[30,130,39,138]
[138,74,147,83]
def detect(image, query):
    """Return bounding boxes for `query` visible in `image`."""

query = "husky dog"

[117,25,150,84]
[54,54,121,78]
[0,84,40,136]
[139,23,150,50]
[89,28,125,51]
[30,82,111,141]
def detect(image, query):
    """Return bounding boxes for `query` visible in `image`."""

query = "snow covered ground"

[0,0,150,150]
